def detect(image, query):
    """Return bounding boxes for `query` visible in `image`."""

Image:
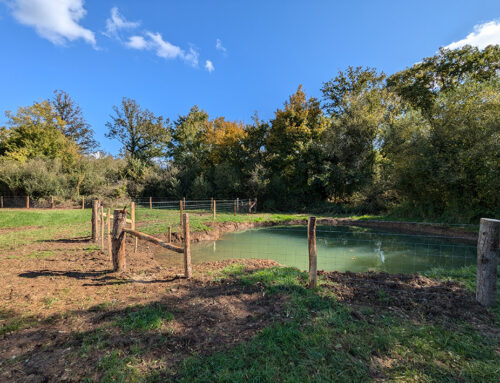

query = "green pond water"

[157,225,476,274]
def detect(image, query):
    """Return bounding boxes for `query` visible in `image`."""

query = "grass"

[172,265,499,383]
[116,303,174,332]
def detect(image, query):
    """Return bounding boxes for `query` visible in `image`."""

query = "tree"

[321,67,390,201]
[1,100,79,168]
[386,45,500,115]
[51,90,98,153]
[105,98,170,164]
[266,85,327,207]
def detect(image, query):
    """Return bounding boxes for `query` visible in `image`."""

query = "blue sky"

[0,0,499,155]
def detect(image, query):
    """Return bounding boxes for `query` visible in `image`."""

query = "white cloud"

[126,31,199,66]
[205,60,215,73]
[105,7,139,38]
[216,38,226,53]
[445,20,500,50]
[10,0,95,46]
[126,35,148,50]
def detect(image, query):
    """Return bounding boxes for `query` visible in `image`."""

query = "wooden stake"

[100,206,105,249]
[168,226,172,243]
[183,213,192,279]
[50,196,54,209]
[308,216,317,288]
[180,200,183,226]
[476,218,499,307]
[112,209,127,272]
[213,200,216,221]
[91,199,100,243]
[149,196,152,209]
[131,202,137,253]
[26,196,30,209]
[107,208,112,261]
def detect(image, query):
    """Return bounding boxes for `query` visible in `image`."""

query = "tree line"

[0,45,499,222]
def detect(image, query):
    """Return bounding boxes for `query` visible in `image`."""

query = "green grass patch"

[116,303,174,332]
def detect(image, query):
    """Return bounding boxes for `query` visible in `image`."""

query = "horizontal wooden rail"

[103,212,133,224]
[122,228,184,253]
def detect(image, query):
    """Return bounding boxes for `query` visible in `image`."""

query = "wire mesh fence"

[133,197,254,214]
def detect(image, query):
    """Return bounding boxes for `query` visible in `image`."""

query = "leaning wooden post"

[100,206,105,249]
[26,196,30,209]
[234,200,237,216]
[149,196,152,210]
[91,199,100,243]
[213,200,216,221]
[168,226,172,243]
[183,213,192,279]
[476,218,499,307]
[179,200,183,226]
[50,196,54,209]
[308,216,317,288]
[107,208,112,261]
[131,202,137,253]
[112,209,127,272]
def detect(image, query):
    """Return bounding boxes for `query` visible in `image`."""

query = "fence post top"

[480,218,500,224]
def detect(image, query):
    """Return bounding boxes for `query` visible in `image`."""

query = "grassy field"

[0,208,498,382]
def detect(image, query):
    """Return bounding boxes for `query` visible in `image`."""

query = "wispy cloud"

[105,7,140,39]
[205,60,215,73]
[9,0,95,46]
[216,38,226,53]
[445,20,500,50]
[126,31,199,67]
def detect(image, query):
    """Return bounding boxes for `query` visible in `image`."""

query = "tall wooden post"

[107,208,112,261]
[149,197,152,209]
[183,213,192,279]
[50,196,54,209]
[112,209,127,272]
[179,200,183,226]
[81,196,85,210]
[168,226,172,243]
[1,196,4,208]
[100,206,105,249]
[213,200,216,221]
[26,196,30,209]
[234,200,237,216]
[308,216,317,288]
[91,199,100,243]
[131,202,137,253]
[476,218,499,307]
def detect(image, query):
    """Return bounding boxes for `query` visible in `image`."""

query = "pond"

[156,225,476,274]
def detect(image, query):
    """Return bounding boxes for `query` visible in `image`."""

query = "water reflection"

[155,225,476,274]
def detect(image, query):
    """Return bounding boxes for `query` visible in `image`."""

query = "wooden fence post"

[211,197,214,212]
[131,202,137,253]
[26,196,30,209]
[91,199,100,243]
[100,206,105,249]
[1,196,4,208]
[112,209,127,272]
[82,196,85,210]
[50,196,54,209]
[234,200,236,216]
[308,216,317,288]
[107,208,112,260]
[180,200,183,226]
[168,226,172,243]
[213,200,216,221]
[476,218,499,307]
[183,213,192,279]
[149,196,152,210]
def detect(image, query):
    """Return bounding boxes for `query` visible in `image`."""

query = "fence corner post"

[183,213,192,279]
[476,218,499,307]
[112,209,127,272]
[308,216,317,288]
